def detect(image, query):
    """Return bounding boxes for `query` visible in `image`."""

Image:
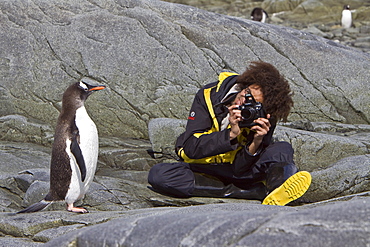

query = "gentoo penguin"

[341,5,352,28]
[17,80,105,213]
[251,7,268,23]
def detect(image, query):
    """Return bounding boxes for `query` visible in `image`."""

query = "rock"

[0,237,43,247]
[97,137,158,171]
[21,180,49,207]
[360,25,370,33]
[33,223,86,243]
[166,0,370,54]
[0,115,54,146]
[148,118,186,159]
[354,36,370,49]
[1,0,370,141]
[4,197,360,247]
[301,26,334,39]
[262,0,303,13]
[0,210,129,242]
[307,155,370,201]
[274,125,369,171]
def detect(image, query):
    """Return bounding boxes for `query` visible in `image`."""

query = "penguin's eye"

[79,81,89,91]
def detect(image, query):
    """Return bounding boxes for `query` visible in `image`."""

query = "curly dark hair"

[235,61,293,122]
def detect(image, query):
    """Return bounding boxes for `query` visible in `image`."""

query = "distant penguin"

[251,7,268,23]
[341,5,352,28]
[17,80,105,213]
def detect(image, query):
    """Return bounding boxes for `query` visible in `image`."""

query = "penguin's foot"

[67,203,89,213]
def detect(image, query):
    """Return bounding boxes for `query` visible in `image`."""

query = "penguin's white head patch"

[79,81,89,91]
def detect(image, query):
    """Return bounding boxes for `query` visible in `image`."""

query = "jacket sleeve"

[180,88,235,159]
[232,124,276,176]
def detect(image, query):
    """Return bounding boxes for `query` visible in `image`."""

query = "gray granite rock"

[15,197,365,247]
[165,0,370,53]
[274,126,369,171]
[1,0,370,141]
[148,118,186,159]
[308,155,370,201]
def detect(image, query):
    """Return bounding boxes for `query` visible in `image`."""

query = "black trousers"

[148,141,296,197]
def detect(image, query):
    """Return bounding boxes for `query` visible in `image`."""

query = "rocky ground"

[1,119,369,245]
[164,0,370,54]
[1,196,369,247]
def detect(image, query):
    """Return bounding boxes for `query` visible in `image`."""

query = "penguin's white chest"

[65,106,99,203]
[261,12,267,23]
[341,10,352,28]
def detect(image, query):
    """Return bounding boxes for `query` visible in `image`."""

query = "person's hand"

[250,114,271,139]
[228,105,242,140]
[248,114,271,154]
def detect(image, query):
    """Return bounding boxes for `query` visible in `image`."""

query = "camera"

[236,93,266,128]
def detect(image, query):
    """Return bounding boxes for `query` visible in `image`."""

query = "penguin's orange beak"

[88,85,106,91]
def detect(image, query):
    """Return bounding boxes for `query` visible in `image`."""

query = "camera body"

[237,93,266,128]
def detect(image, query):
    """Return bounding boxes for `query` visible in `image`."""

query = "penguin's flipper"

[70,131,87,182]
[16,200,51,214]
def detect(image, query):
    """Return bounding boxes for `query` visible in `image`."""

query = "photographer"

[148,61,311,206]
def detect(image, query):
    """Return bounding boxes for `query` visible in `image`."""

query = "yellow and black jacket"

[176,72,276,175]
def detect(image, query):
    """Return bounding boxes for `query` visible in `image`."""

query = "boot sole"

[262,171,311,206]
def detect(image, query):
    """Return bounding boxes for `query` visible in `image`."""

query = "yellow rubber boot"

[262,171,311,206]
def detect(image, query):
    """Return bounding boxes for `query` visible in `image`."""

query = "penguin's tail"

[16,200,52,214]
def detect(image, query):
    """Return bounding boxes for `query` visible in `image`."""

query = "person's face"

[232,84,264,105]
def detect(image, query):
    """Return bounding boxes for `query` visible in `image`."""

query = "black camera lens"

[241,108,257,121]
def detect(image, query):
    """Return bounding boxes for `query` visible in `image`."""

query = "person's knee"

[257,141,295,166]
[148,162,195,198]
[274,141,293,151]
[266,141,294,156]
[148,163,166,187]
